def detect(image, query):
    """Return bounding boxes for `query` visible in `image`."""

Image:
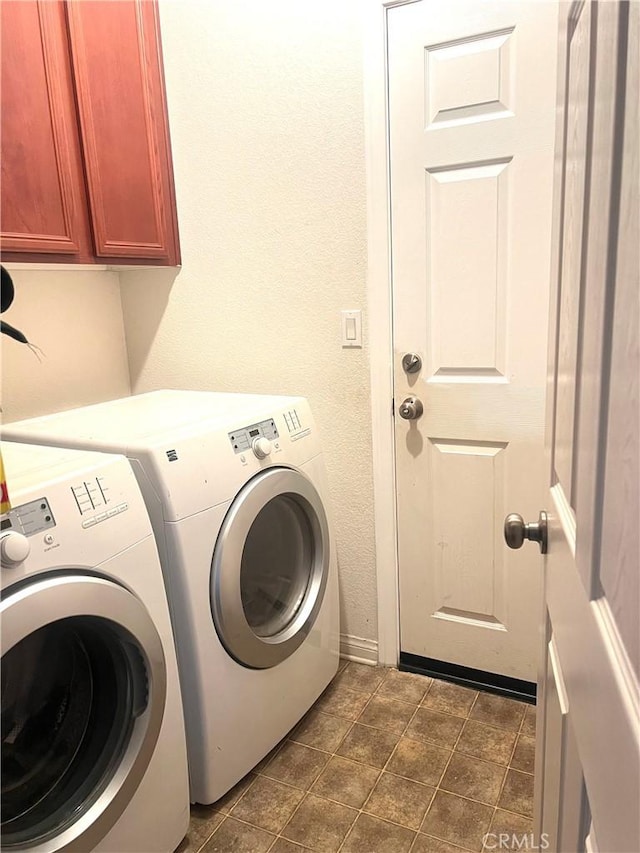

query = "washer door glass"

[1,618,147,850]
[241,493,313,637]
[211,467,330,669]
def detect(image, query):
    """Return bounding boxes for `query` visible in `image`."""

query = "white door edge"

[363,0,421,666]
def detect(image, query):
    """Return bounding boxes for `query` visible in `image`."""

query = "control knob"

[252,437,272,459]
[1,532,31,566]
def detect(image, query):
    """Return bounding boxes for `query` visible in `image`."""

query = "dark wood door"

[67,0,180,265]
[0,1,92,260]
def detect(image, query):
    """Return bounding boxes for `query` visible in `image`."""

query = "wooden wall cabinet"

[0,0,180,266]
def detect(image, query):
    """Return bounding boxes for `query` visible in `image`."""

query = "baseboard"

[339,634,378,666]
[399,652,536,704]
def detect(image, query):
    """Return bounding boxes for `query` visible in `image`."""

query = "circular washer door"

[0,575,166,853]
[211,467,330,669]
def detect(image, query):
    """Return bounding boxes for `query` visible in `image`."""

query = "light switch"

[341,310,362,348]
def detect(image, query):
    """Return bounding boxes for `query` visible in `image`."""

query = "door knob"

[398,396,423,420]
[402,353,422,374]
[504,512,548,554]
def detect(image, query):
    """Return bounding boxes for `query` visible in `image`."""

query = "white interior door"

[534,2,639,851]
[389,1,559,681]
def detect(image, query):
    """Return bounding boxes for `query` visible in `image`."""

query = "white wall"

[1,267,131,423]
[120,0,378,648]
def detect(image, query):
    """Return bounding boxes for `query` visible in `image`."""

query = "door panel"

[389,0,558,680]
[537,2,639,851]
[0,1,92,257]
[66,0,180,263]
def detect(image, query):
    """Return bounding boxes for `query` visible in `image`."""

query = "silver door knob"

[398,396,423,420]
[402,353,422,374]
[504,512,548,554]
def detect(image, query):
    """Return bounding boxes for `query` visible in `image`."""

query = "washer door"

[0,575,166,853]
[211,467,330,669]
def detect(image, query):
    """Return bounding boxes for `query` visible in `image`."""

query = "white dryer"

[4,391,340,804]
[0,442,189,852]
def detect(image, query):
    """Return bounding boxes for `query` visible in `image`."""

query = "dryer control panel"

[1,497,56,537]
[229,419,279,454]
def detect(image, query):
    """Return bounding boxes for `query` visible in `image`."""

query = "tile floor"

[176,662,536,853]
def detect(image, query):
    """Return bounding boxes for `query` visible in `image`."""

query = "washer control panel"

[229,418,279,454]
[1,497,55,537]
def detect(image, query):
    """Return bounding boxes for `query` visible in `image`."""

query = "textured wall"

[1,268,131,423]
[119,0,377,644]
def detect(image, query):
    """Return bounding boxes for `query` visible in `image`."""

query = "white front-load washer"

[0,442,189,852]
[4,391,341,804]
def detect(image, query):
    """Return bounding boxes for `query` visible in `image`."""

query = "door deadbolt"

[504,512,548,554]
[402,353,422,374]
[398,396,423,420]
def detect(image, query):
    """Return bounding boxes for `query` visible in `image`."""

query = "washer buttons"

[44,533,55,545]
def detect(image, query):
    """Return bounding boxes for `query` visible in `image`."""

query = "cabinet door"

[67,0,180,265]
[0,1,92,259]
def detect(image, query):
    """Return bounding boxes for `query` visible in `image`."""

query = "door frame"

[363,0,421,666]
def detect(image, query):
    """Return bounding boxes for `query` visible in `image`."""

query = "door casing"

[364,0,422,666]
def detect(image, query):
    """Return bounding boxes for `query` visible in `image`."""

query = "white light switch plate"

[341,310,362,348]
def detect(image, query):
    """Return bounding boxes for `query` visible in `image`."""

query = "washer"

[4,391,340,804]
[0,442,189,852]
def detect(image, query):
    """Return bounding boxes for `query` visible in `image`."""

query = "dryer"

[4,391,340,804]
[0,442,189,852]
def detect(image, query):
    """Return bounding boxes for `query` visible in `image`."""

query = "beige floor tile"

[341,813,416,853]
[405,707,465,749]
[421,790,493,852]
[386,737,451,786]
[469,694,526,732]
[269,840,311,853]
[310,755,380,808]
[510,735,535,774]
[336,722,400,769]
[521,705,537,737]
[422,681,477,718]
[263,741,330,790]
[439,753,506,806]
[314,681,371,721]
[358,695,416,734]
[498,769,534,817]
[200,817,275,853]
[212,773,256,814]
[290,708,352,752]
[177,807,223,853]
[456,720,517,766]
[254,739,287,774]
[229,775,303,834]
[364,771,435,830]
[377,669,433,704]
[281,793,357,852]
[411,834,474,853]
[488,808,534,840]
[333,662,386,695]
